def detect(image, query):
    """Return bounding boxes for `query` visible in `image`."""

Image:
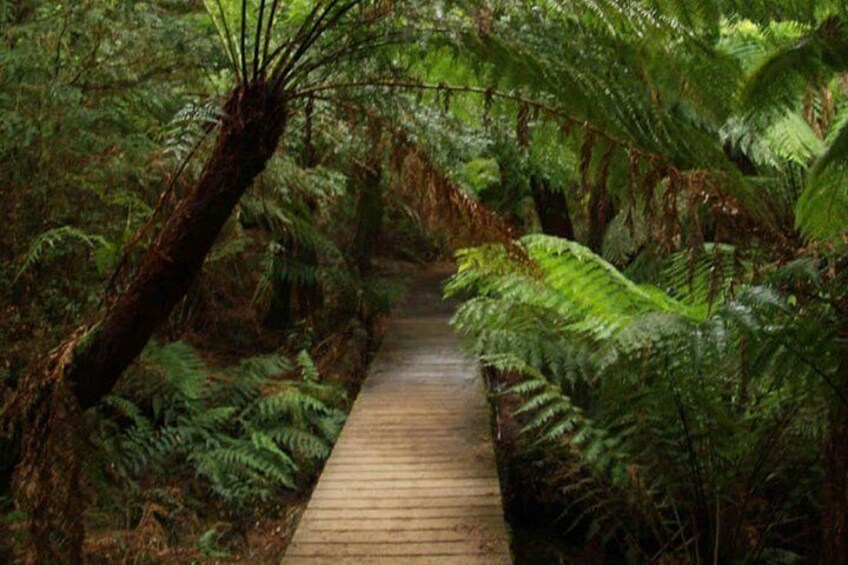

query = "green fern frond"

[796,164,848,239]
[268,426,333,460]
[15,226,111,282]
[741,15,848,117]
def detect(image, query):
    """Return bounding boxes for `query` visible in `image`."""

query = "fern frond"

[15,226,111,282]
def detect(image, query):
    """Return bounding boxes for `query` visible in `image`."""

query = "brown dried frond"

[389,141,518,252]
[597,143,616,206]
[558,120,574,138]
[659,169,683,251]
[362,0,395,24]
[317,95,523,255]
[475,5,493,39]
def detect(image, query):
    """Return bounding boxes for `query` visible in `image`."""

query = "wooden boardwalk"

[282,269,512,564]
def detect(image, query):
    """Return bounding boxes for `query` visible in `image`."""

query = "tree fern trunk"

[263,235,294,330]
[530,176,574,239]
[587,181,614,254]
[8,83,288,563]
[69,83,287,408]
[353,160,383,274]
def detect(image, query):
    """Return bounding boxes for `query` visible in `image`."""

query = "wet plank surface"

[282,268,512,564]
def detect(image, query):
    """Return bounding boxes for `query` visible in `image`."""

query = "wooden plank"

[282,271,512,563]
[320,470,494,481]
[322,460,494,469]
[314,482,503,491]
[306,486,503,499]
[295,517,507,531]
[284,553,512,565]
[291,529,507,544]
[286,541,504,556]
[300,507,504,520]
[324,455,492,464]
[308,496,504,510]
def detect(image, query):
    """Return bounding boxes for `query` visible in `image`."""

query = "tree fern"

[450,233,831,561]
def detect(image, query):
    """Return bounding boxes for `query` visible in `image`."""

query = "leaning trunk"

[69,84,287,408]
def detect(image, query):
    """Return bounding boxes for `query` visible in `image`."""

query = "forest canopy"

[1,0,848,563]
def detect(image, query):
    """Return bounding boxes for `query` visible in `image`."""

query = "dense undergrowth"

[1,192,422,562]
[449,236,832,562]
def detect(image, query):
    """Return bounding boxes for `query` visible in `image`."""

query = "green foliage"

[0,0,217,377]
[93,341,346,510]
[463,158,500,195]
[14,226,114,282]
[197,527,232,558]
[741,15,848,118]
[796,163,848,239]
[450,235,832,562]
[734,12,848,241]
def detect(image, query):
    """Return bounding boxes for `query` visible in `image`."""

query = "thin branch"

[104,121,217,302]
[271,0,367,93]
[285,31,408,86]
[777,334,848,410]
[211,0,241,78]
[260,0,328,79]
[253,0,267,81]
[261,0,283,78]
[240,0,249,85]
[269,0,347,88]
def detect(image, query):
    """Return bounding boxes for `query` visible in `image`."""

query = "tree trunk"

[587,181,615,254]
[822,404,848,564]
[529,176,574,239]
[263,142,324,329]
[263,234,294,330]
[68,83,287,408]
[352,160,384,274]
[296,235,322,318]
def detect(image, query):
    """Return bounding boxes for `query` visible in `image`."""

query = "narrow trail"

[282,266,512,564]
